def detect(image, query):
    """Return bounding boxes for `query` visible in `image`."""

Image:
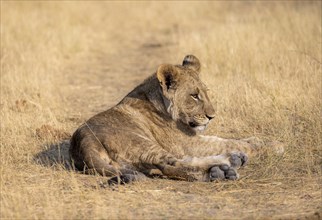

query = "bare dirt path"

[61,33,176,121]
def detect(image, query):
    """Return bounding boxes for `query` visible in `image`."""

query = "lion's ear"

[157,64,178,91]
[182,55,201,73]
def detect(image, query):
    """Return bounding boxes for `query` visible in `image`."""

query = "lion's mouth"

[188,122,197,127]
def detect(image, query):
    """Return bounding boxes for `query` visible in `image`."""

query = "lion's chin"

[193,125,207,132]
[188,122,207,132]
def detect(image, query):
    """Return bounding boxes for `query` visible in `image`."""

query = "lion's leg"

[70,132,144,180]
[184,135,283,157]
[163,135,283,182]
[185,135,284,181]
[155,152,248,182]
[73,145,148,185]
[130,142,237,181]
[178,152,248,170]
[181,135,259,158]
[72,146,141,178]
[168,135,259,181]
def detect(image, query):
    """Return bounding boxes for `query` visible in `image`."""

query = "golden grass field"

[1,2,321,219]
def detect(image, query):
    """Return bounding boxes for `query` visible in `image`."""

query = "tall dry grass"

[1,2,321,219]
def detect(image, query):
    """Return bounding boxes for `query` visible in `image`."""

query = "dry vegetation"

[1,2,321,219]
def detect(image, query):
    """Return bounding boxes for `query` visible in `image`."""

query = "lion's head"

[157,55,216,131]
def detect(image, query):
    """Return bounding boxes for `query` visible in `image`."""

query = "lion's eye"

[191,94,199,100]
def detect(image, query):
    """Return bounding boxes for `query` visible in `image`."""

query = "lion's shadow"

[34,140,72,170]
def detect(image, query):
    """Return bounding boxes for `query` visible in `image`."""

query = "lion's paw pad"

[209,165,238,181]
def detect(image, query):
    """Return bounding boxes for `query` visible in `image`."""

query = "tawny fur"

[69,55,258,182]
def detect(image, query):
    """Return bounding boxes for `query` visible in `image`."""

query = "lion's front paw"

[229,152,248,169]
[108,174,134,185]
[206,152,247,182]
[209,165,239,181]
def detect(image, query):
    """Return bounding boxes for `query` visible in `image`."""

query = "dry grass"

[1,2,321,219]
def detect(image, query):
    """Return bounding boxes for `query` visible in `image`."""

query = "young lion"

[70,55,259,184]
